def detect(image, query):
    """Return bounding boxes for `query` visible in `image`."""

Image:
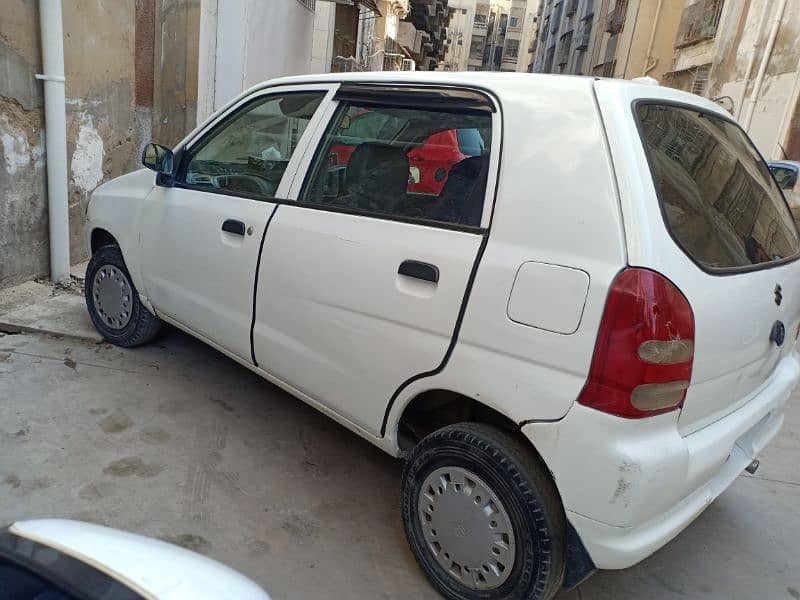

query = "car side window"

[301,103,492,228]
[182,91,325,199]
[770,166,798,190]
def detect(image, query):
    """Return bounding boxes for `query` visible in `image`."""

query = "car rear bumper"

[522,351,799,570]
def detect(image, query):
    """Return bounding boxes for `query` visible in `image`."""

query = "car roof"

[248,71,720,110]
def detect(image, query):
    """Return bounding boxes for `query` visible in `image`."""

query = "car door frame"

[138,83,339,360]
[253,82,504,445]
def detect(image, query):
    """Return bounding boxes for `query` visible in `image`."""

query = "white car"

[84,72,800,599]
[1,519,269,599]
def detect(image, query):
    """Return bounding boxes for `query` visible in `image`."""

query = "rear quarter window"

[635,102,800,272]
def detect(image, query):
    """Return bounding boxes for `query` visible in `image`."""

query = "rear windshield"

[636,103,800,271]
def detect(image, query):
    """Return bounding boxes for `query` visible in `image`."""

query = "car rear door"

[597,81,800,435]
[251,85,499,434]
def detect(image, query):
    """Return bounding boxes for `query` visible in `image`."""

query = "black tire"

[402,423,566,600]
[85,244,162,347]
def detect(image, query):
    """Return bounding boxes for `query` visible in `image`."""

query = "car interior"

[304,104,492,227]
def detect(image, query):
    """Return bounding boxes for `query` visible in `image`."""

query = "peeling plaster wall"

[0,1,200,289]
[1,0,48,288]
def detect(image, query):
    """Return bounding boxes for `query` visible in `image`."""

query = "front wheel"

[401,423,566,600]
[85,244,162,347]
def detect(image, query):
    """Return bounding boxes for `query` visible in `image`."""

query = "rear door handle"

[398,260,439,283]
[222,219,245,236]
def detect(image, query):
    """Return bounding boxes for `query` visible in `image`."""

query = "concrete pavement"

[1,327,799,599]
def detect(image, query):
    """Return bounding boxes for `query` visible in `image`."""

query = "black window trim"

[631,98,800,276]
[156,80,501,235]
[296,84,498,233]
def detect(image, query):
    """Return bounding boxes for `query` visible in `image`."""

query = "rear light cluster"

[578,268,695,419]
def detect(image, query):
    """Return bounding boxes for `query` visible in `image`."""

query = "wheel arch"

[395,388,594,590]
[90,228,119,254]
[396,388,532,454]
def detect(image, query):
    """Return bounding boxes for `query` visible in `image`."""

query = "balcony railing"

[675,0,724,48]
[604,0,627,35]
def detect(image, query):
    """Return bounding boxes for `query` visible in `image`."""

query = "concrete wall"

[310,1,336,74]
[208,0,316,112]
[0,0,199,289]
[1,0,137,288]
[152,0,200,146]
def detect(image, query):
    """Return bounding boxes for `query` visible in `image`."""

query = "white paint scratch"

[71,112,104,193]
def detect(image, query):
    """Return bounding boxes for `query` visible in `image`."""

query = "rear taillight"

[578,268,695,418]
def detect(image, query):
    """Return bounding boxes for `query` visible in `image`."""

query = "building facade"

[442,0,537,72]
[532,0,682,80]
[529,0,800,160]
[0,0,199,289]
[309,0,451,74]
[665,0,800,160]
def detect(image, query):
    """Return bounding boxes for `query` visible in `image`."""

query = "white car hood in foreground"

[11,519,269,600]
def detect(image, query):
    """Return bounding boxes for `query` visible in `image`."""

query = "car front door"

[251,85,499,434]
[139,85,334,361]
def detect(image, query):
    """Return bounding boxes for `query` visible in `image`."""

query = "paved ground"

[1,326,800,599]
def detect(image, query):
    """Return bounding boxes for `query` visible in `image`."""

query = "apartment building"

[443,0,537,71]
[443,0,477,71]
[312,0,450,73]
[532,0,682,80]
[664,0,800,159]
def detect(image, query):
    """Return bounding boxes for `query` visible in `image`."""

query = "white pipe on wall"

[741,0,788,131]
[36,0,70,283]
[735,0,771,120]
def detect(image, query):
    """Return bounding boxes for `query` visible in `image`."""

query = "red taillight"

[578,268,695,419]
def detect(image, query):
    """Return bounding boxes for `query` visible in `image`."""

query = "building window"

[462,8,467,14]
[474,14,488,25]
[504,39,520,60]
[469,36,484,60]
[676,0,724,48]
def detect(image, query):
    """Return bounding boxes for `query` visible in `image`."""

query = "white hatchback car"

[84,72,800,599]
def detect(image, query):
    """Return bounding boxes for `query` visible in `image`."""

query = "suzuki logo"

[775,284,783,306]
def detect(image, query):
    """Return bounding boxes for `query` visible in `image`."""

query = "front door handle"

[222,219,246,236]
[398,260,439,283]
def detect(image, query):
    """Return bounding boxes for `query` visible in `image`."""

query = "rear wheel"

[402,423,565,600]
[85,245,161,347]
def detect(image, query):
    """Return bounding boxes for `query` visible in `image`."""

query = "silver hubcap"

[92,265,133,330]
[418,466,516,590]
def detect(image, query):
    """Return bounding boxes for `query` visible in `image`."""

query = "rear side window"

[636,103,800,271]
[301,103,492,228]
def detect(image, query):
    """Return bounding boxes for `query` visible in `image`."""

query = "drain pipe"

[36,0,70,284]
[735,0,771,120]
[741,0,788,132]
